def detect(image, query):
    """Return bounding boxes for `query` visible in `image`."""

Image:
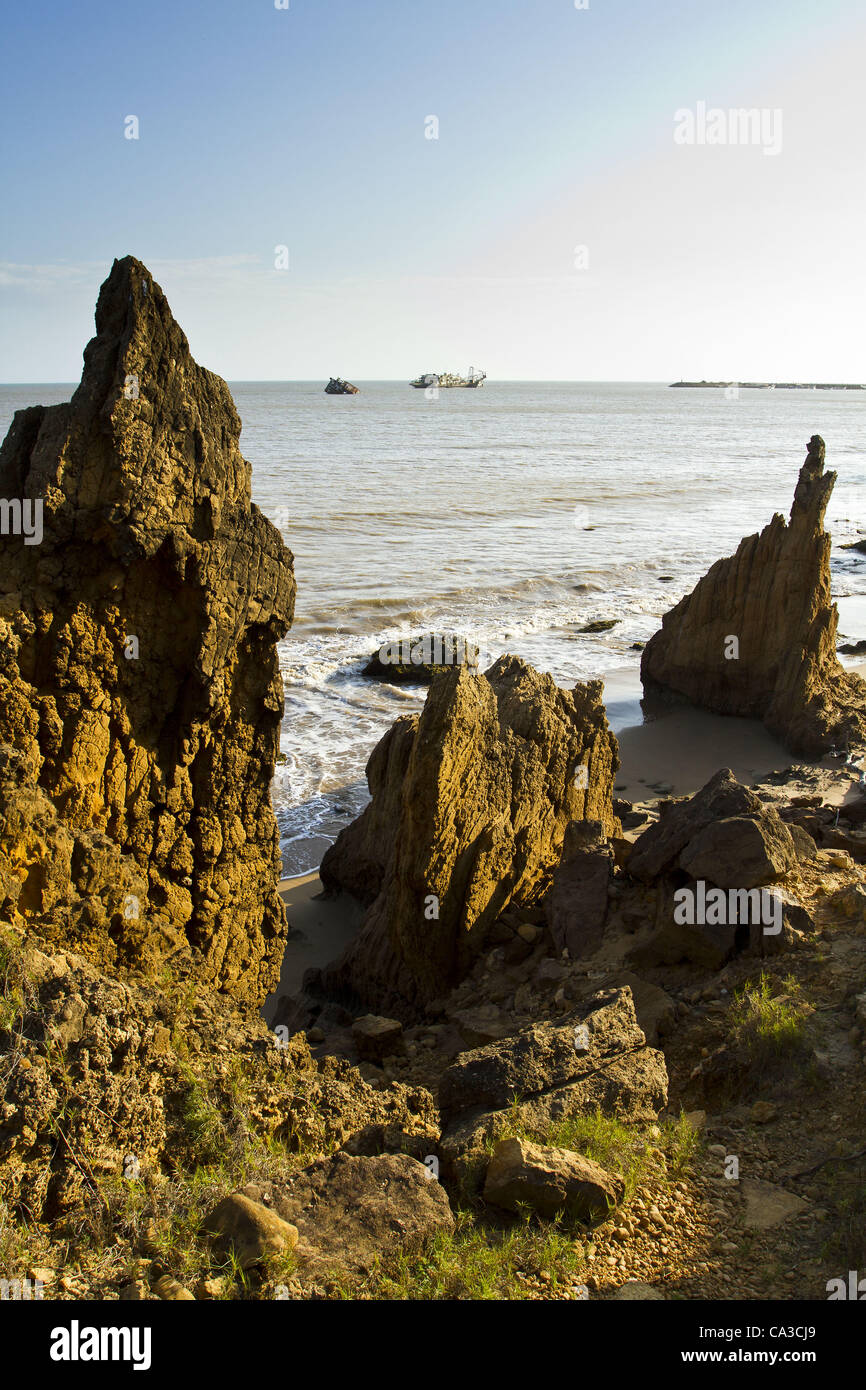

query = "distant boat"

[410,368,486,388]
[325,377,359,394]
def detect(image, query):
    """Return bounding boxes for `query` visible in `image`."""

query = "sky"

[0,0,864,382]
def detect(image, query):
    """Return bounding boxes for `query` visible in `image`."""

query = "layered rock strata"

[436,986,668,1191]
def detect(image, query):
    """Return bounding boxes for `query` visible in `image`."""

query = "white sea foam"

[222,383,866,873]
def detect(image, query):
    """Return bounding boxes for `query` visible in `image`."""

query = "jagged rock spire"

[641,436,866,757]
[0,257,296,1002]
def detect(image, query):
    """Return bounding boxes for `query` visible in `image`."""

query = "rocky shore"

[1,260,865,1303]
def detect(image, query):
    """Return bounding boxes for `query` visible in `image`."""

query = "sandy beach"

[598,662,866,803]
[262,870,365,1020]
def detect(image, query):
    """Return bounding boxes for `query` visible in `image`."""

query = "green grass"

[333,1208,589,1300]
[728,972,811,1068]
[491,1104,695,1206]
[0,929,27,1035]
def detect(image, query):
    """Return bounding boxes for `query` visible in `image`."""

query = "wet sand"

[261,871,365,1021]
[609,664,801,802]
[604,662,866,803]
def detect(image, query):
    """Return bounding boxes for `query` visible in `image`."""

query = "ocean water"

[3,381,865,876]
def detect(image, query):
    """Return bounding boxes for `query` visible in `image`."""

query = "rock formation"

[247,1153,455,1283]
[437,986,668,1191]
[627,770,812,968]
[544,819,612,958]
[362,631,480,684]
[483,1136,624,1222]
[320,656,620,1015]
[628,769,796,885]
[0,257,295,1003]
[641,436,866,757]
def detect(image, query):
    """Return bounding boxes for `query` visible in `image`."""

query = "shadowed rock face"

[641,436,866,757]
[0,257,295,1003]
[320,655,620,1016]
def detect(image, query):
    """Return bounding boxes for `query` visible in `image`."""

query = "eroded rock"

[0,257,296,1002]
[437,987,668,1191]
[257,1152,455,1283]
[321,656,620,1016]
[641,436,866,757]
[483,1136,624,1222]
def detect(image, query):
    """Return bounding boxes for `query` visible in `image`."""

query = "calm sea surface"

[3,381,865,874]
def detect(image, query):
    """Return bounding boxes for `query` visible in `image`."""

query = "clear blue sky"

[1,0,863,380]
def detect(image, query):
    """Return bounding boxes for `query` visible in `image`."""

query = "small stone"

[195,1276,229,1300]
[119,1280,149,1301]
[750,1101,778,1124]
[153,1274,195,1301]
[517,923,538,944]
[205,1192,299,1270]
[27,1267,55,1285]
[306,1026,325,1044]
[351,1014,404,1062]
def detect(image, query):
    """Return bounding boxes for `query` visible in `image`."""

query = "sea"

[2,381,865,877]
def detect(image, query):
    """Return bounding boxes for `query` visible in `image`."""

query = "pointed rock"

[641,436,866,756]
[320,656,620,1015]
[0,257,295,1002]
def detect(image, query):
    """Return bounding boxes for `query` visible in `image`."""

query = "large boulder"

[321,656,620,1015]
[629,769,763,882]
[436,987,668,1191]
[629,769,797,888]
[251,1152,455,1283]
[205,1193,299,1270]
[597,970,677,1045]
[0,257,295,1002]
[678,814,797,888]
[483,1136,624,1222]
[362,631,480,684]
[641,436,866,758]
[351,1014,403,1062]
